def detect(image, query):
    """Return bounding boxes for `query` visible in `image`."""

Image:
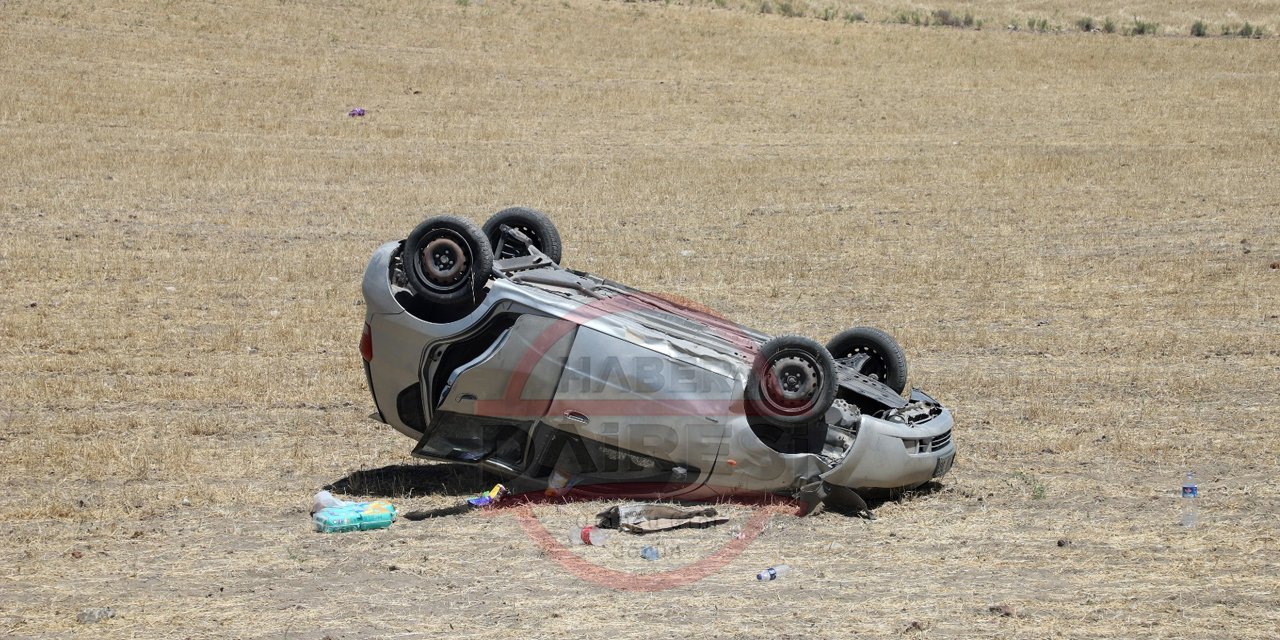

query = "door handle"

[562,410,589,425]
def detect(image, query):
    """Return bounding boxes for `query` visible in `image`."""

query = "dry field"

[2,0,1278,637]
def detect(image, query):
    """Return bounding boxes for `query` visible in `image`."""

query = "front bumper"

[820,408,955,490]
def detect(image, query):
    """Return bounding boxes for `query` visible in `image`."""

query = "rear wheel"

[746,335,838,425]
[826,327,908,394]
[403,215,493,308]
[482,207,563,264]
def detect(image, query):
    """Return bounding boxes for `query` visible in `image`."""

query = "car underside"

[360,208,955,513]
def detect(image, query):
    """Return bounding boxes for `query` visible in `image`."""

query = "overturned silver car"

[360,208,955,512]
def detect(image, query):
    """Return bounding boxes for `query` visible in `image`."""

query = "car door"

[413,313,576,472]
[542,326,732,495]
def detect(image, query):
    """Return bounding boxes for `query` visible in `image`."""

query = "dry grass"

[2,0,1279,637]
[669,0,1276,35]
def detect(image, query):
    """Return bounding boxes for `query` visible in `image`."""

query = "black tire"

[826,326,908,394]
[402,215,493,308]
[482,207,563,264]
[746,335,838,425]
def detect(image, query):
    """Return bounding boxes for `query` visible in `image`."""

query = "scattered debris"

[544,468,577,497]
[1057,538,1072,547]
[311,490,346,514]
[466,484,508,507]
[640,545,659,560]
[903,620,927,633]
[76,608,115,624]
[569,526,608,546]
[69,550,83,559]
[348,108,366,117]
[756,564,791,581]
[312,492,396,533]
[596,503,729,533]
[988,604,1017,617]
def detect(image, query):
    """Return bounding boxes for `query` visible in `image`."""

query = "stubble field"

[1,0,1278,637]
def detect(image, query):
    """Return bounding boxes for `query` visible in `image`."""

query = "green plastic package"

[313,500,396,533]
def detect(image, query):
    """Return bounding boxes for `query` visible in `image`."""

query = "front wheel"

[746,335,838,426]
[826,326,908,394]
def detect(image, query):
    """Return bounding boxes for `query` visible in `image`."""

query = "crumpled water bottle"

[569,526,608,546]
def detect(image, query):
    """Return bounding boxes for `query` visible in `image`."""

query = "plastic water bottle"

[640,545,660,561]
[756,564,791,581]
[1180,471,1198,527]
[569,526,609,546]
